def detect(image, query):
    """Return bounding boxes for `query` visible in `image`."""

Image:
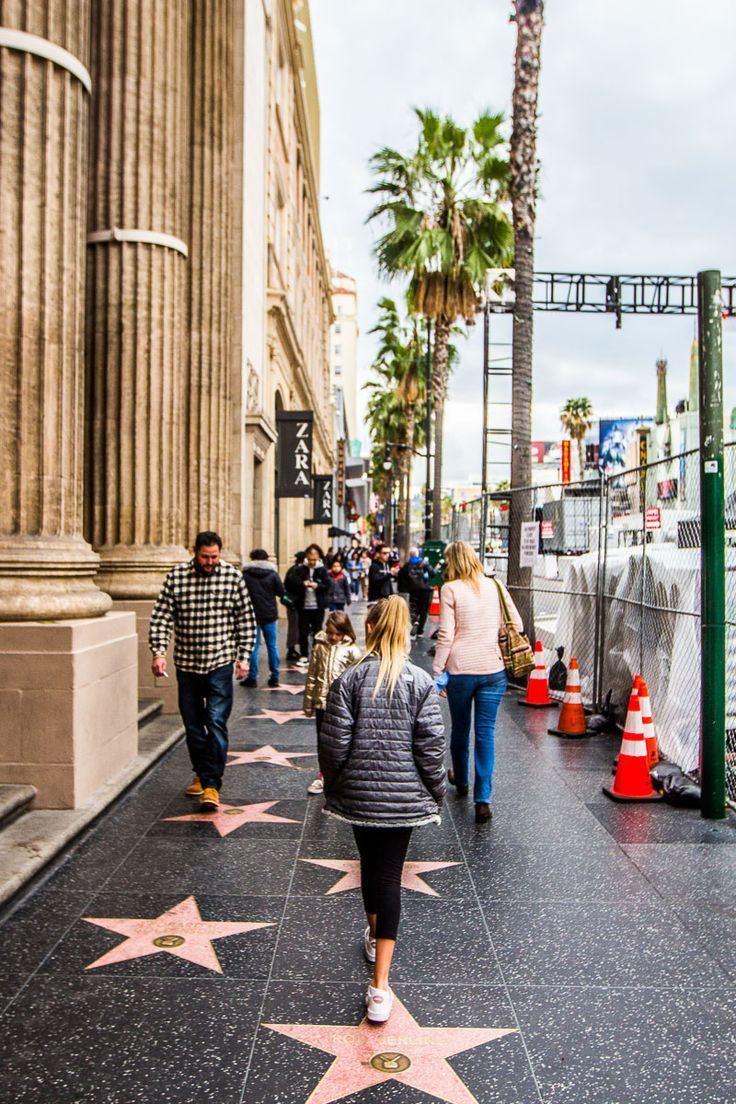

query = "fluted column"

[187,0,234,548]
[0,0,111,620]
[85,0,190,597]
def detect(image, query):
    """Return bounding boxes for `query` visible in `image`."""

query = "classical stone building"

[0,0,334,809]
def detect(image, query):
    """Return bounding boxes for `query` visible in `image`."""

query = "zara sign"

[276,411,313,497]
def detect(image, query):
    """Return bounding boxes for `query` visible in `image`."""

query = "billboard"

[598,418,652,476]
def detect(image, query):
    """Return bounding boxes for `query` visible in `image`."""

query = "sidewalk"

[1,619,735,1103]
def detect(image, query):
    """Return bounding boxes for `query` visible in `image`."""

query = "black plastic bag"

[661,772,701,808]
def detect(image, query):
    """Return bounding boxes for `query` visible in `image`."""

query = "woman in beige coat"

[303,610,361,794]
[432,541,523,823]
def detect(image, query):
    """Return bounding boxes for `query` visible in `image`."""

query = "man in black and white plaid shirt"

[149,531,256,810]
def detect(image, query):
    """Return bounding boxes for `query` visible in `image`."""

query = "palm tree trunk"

[576,435,585,481]
[431,317,450,540]
[509,0,544,638]
[400,404,416,555]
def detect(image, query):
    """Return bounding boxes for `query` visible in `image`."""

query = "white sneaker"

[365,984,393,1023]
[363,925,376,964]
[307,776,324,795]
[295,656,309,668]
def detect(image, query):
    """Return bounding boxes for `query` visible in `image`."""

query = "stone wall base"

[113,600,179,714]
[0,613,138,809]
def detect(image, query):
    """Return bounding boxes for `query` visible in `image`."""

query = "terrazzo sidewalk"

[1,617,735,1104]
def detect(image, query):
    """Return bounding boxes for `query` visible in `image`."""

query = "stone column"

[187,0,235,552]
[85,0,190,598]
[0,0,111,620]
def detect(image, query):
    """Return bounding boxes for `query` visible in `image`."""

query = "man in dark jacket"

[367,544,394,604]
[241,549,285,688]
[284,543,329,666]
[397,547,433,637]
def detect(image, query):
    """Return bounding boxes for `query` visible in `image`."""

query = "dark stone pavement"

[1,605,735,1103]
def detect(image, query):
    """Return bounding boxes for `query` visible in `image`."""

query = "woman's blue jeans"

[446,671,508,803]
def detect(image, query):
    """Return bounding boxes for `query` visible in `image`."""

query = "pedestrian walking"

[149,531,256,811]
[359,549,371,600]
[367,543,394,604]
[285,543,329,666]
[284,551,306,662]
[347,548,363,598]
[432,540,523,823]
[303,611,361,795]
[241,549,285,688]
[397,546,433,637]
[326,557,352,610]
[319,596,445,1023]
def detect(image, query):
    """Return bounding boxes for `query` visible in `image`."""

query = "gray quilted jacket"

[318,655,446,827]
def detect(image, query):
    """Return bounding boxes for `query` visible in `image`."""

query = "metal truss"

[486,271,736,328]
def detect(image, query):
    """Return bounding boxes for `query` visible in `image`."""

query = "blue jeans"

[249,621,280,680]
[176,663,234,790]
[446,671,507,803]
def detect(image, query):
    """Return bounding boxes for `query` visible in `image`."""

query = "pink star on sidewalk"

[228,745,314,770]
[83,895,273,973]
[265,992,516,1104]
[164,800,299,838]
[242,708,309,724]
[301,858,461,897]
[267,684,305,695]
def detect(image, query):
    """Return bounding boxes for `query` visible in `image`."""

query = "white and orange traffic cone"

[429,587,440,618]
[519,641,553,708]
[603,693,661,802]
[548,658,588,737]
[632,674,643,696]
[638,681,659,769]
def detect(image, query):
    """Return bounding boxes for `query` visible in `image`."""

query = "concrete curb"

[0,716,184,909]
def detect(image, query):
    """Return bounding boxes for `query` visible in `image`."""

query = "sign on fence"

[541,520,554,539]
[520,521,540,567]
[645,507,661,530]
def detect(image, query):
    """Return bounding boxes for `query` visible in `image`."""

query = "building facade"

[0,0,334,808]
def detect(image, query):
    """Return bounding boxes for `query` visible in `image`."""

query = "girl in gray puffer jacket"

[319,596,445,1024]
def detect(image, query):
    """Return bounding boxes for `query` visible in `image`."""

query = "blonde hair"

[362,596,410,697]
[444,541,484,593]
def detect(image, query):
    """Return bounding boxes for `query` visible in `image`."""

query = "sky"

[311,0,736,486]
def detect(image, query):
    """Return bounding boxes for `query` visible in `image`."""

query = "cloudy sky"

[311,0,736,485]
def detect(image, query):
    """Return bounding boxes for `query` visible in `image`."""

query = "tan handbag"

[493,578,535,678]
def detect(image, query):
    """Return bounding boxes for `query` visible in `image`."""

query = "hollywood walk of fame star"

[83,895,273,973]
[242,708,309,724]
[228,745,315,770]
[164,800,299,838]
[300,858,462,898]
[265,992,516,1104]
[267,683,305,696]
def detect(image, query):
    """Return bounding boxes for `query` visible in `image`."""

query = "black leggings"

[352,825,413,940]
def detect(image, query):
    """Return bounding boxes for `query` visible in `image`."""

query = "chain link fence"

[447,448,734,808]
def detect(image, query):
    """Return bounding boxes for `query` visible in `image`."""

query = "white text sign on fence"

[520,522,540,568]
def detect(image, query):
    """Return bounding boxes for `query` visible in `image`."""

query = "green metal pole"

[697,269,726,819]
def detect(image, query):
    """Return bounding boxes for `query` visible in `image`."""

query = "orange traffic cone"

[638,681,659,769]
[632,674,643,696]
[548,658,588,737]
[519,641,553,707]
[603,693,661,802]
[429,587,440,617]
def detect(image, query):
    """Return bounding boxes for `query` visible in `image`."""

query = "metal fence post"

[698,269,726,819]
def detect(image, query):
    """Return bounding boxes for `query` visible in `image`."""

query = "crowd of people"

[148,531,522,1025]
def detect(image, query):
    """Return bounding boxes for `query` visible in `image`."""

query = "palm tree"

[508,0,544,630]
[367,109,513,538]
[364,298,428,554]
[560,397,594,479]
